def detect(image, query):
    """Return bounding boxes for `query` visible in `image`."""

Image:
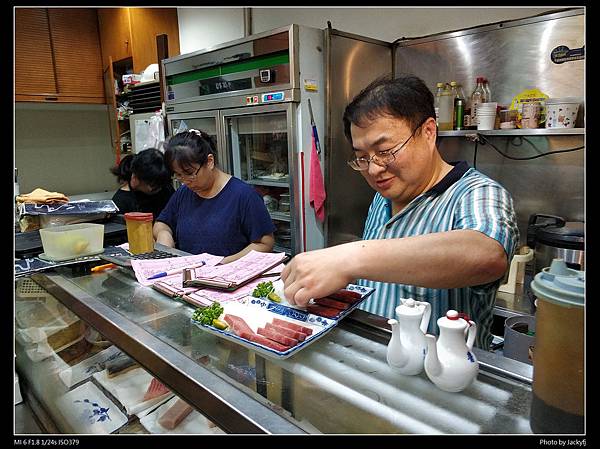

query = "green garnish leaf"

[252,281,274,298]
[192,302,224,325]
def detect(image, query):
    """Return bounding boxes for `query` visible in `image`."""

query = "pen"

[91,263,116,273]
[147,261,206,280]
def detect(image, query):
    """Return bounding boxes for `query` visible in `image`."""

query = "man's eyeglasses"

[173,165,201,181]
[347,119,427,171]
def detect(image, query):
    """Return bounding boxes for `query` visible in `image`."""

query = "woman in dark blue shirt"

[154,129,275,263]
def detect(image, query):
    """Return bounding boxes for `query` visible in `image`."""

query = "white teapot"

[386,298,431,375]
[424,310,479,392]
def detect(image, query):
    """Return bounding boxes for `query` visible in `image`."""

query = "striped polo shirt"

[357,161,519,349]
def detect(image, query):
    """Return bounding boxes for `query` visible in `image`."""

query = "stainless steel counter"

[17,261,534,434]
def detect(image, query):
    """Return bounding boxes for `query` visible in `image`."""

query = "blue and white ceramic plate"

[55,381,128,434]
[190,284,374,359]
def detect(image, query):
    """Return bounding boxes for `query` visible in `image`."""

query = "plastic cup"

[477,114,496,130]
[124,212,154,254]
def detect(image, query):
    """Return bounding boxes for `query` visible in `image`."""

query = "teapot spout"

[424,334,442,377]
[386,319,409,368]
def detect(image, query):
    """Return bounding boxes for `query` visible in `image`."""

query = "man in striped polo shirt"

[282,74,519,349]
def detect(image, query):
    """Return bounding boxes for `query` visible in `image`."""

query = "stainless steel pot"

[526,214,584,274]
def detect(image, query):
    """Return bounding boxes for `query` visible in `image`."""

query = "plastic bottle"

[470,77,487,128]
[438,83,454,131]
[434,82,445,126]
[483,77,492,102]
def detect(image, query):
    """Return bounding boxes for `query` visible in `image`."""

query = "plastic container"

[124,212,154,254]
[545,97,581,128]
[503,315,535,365]
[39,223,104,261]
[529,259,584,434]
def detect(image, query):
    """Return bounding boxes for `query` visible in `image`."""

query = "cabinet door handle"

[45,97,58,101]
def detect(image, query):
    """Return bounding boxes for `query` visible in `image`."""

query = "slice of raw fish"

[106,353,138,378]
[158,398,194,430]
[307,303,341,319]
[239,330,291,352]
[257,326,298,347]
[265,322,306,341]
[143,377,170,402]
[224,314,254,336]
[327,289,362,303]
[272,317,313,336]
[314,297,350,310]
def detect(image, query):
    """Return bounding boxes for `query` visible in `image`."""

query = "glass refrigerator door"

[223,104,297,254]
[167,111,230,187]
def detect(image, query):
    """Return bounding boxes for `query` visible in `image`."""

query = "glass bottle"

[438,83,454,131]
[470,77,487,128]
[434,82,445,126]
[483,77,492,103]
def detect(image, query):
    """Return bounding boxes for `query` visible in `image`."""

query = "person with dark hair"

[281,74,519,349]
[110,148,175,219]
[154,129,275,263]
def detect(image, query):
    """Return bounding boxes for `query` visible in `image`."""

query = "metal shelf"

[270,212,291,222]
[245,179,290,188]
[438,128,585,137]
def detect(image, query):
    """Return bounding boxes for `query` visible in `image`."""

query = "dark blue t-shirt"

[156,177,276,256]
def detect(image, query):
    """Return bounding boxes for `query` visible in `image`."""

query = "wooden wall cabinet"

[97,8,180,74]
[15,8,105,104]
[97,7,179,158]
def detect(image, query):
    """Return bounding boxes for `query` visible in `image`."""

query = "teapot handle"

[418,301,431,334]
[466,320,477,350]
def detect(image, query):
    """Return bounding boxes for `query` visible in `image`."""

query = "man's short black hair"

[343,74,436,143]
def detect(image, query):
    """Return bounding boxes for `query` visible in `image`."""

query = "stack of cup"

[476,102,498,130]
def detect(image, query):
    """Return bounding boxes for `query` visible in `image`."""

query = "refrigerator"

[162,24,394,254]
[162,25,328,255]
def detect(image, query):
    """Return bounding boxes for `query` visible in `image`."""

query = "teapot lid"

[396,298,425,316]
[531,259,584,308]
[438,310,470,329]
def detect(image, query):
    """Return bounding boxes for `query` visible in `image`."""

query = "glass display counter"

[15,253,534,434]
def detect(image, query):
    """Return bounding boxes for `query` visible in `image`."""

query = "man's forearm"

[347,229,508,288]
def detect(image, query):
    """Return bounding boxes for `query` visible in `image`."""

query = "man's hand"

[281,245,357,307]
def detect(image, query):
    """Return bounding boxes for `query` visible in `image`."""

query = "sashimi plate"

[190,284,374,359]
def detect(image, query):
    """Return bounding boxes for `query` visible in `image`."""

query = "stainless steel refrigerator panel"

[394,10,584,115]
[325,30,393,246]
[394,9,584,242]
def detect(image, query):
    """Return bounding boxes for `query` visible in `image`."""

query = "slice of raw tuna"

[224,314,254,336]
[272,317,313,336]
[143,377,170,402]
[327,289,362,303]
[307,303,342,319]
[158,398,193,430]
[265,322,306,341]
[314,297,350,310]
[257,327,299,347]
[239,330,291,352]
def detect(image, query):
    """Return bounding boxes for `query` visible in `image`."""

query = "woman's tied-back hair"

[110,154,134,184]
[342,74,436,144]
[163,129,218,173]
[131,148,172,189]
[110,149,171,190]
